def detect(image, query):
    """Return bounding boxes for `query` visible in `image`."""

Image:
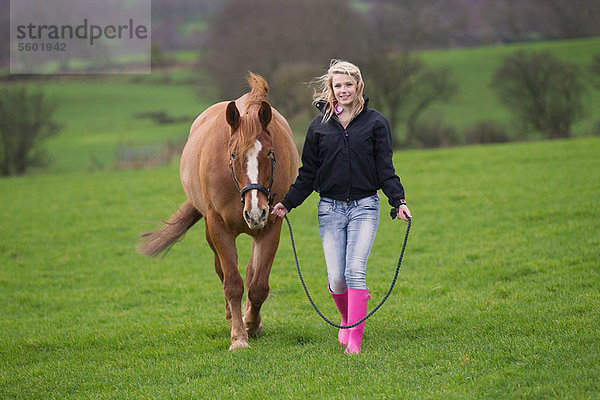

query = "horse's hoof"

[229,340,250,351]
[247,322,263,338]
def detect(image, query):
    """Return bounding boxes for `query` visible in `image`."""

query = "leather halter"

[229,150,277,209]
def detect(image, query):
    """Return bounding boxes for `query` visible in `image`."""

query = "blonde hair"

[312,59,365,123]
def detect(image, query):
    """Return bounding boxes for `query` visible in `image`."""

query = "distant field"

[41,80,208,172]
[419,37,600,135]
[1,137,598,399]
[1,37,598,174]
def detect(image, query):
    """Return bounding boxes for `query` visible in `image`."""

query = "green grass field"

[1,37,599,398]
[1,136,598,399]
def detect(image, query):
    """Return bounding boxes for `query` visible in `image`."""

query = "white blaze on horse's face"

[246,139,262,206]
[243,139,268,229]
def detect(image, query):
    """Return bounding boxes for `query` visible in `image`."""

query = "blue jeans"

[318,195,380,293]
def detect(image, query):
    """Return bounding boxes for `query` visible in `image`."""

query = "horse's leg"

[243,245,255,317]
[206,230,231,323]
[205,212,248,350]
[243,221,282,337]
[243,245,259,335]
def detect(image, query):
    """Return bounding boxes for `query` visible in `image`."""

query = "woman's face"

[332,73,357,107]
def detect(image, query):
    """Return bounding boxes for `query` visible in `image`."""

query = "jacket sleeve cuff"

[281,199,293,213]
[390,198,406,207]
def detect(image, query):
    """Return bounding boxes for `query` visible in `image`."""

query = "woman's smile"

[332,73,356,106]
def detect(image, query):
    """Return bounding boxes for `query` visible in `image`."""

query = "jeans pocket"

[318,198,334,216]
[360,194,380,211]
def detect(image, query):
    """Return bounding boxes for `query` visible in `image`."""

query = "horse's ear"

[226,101,240,130]
[258,101,272,129]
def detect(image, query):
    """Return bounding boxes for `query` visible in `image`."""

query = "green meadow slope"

[41,80,208,173]
[1,137,598,399]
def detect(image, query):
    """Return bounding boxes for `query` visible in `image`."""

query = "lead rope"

[283,213,411,329]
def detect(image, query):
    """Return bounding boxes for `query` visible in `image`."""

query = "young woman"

[272,60,412,354]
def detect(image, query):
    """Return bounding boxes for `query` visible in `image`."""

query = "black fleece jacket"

[281,96,405,211]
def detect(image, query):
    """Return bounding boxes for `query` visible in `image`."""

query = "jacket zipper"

[339,123,351,201]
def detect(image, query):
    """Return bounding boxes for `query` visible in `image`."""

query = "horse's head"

[226,100,275,229]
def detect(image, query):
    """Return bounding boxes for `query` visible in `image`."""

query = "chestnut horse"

[138,73,299,350]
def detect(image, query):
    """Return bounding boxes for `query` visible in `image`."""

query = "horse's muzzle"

[244,206,269,229]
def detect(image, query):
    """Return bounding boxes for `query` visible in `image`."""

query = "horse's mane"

[244,72,269,111]
[230,72,271,158]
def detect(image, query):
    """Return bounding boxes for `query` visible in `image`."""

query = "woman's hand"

[396,204,412,221]
[271,203,289,218]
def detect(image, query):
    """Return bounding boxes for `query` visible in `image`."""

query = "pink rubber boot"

[344,288,370,354]
[329,288,349,346]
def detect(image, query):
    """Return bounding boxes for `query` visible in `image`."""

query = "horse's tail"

[137,200,202,258]
[247,72,269,100]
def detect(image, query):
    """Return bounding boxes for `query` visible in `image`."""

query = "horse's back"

[271,108,300,178]
[186,101,230,146]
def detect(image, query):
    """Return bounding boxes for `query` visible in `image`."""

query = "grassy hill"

[419,37,600,135]
[40,79,208,173]
[1,37,597,174]
[1,136,598,398]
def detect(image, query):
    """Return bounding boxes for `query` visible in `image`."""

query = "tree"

[361,52,456,148]
[592,54,600,88]
[0,86,62,175]
[269,63,319,121]
[485,0,546,42]
[492,50,585,138]
[404,66,457,142]
[201,0,367,99]
[365,0,468,50]
[534,0,600,39]
[360,53,421,148]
